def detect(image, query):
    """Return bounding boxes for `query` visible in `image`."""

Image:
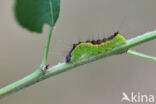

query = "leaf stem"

[127,50,156,61]
[41,0,54,69]
[0,30,156,99]
[41,26,53,69]
[49,0,54,25]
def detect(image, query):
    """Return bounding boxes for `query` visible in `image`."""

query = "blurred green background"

[0,0,156,104]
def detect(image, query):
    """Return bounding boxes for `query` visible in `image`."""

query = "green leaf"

[15,0,60,33]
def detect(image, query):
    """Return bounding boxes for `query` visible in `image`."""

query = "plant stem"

[0,0,56,100]
[41,26,53,68]
[0,30,156,99]
[39,31,156,81]
[127,50,156,61]
[0,25,54,99]
[0,68,43,99]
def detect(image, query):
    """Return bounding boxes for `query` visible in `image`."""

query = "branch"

[0,30,156,99]
[127,50,156,61]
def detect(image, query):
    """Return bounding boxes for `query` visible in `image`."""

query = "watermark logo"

[121,92,154,103]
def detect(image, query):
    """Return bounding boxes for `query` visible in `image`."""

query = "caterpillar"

[65,32,127,63]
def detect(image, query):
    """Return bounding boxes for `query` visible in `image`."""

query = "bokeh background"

[0,0,156,104]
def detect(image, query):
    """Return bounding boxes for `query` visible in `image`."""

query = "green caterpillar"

[66,32,126,63]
